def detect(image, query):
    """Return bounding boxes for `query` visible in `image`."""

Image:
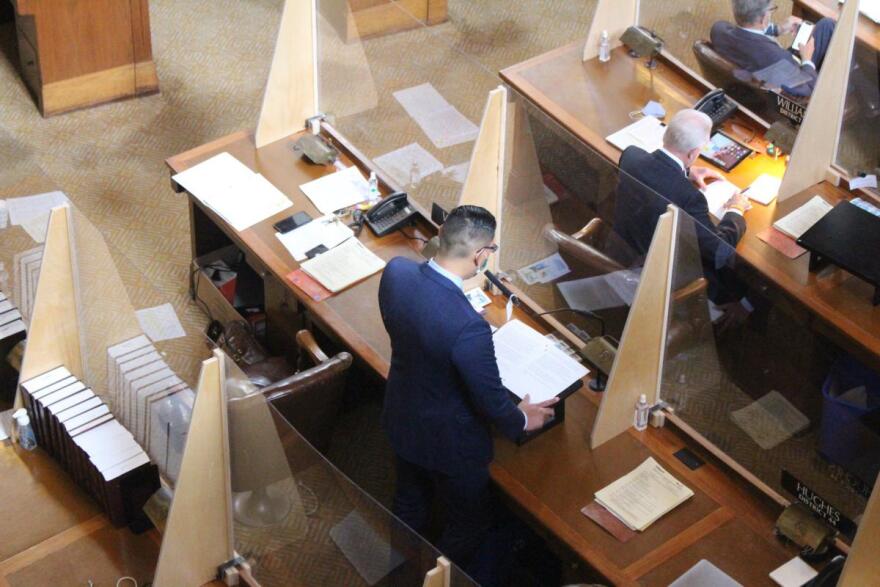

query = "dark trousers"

[392,455,512,586]
[810,17,834,70]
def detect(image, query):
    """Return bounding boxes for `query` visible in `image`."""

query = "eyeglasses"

[477,244,499,255]
[766,4,778,13]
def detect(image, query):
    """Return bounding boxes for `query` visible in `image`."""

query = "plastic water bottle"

[634,394,649,431]
[599,30,611,63]
[13,409,37,450]
[368,171,381,201]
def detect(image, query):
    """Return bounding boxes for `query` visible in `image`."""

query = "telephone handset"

[694,89,738,128]
[365,192,418,237]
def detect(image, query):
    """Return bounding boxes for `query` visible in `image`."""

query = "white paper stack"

[300,238,386,293]
[172,152,292,231]
[106,335,192,450]
[19,367,160,526]
[773,196,833,239]
[298,166,372,214]
[0,291,25,340]
[492,319,588,403]
[594,457,694,532]
[276,215,353,262]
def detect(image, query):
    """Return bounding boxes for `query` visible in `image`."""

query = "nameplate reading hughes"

[781,470,856,538]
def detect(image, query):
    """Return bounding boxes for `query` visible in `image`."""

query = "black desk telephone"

[365,192,418,237]
[694,89,737,128]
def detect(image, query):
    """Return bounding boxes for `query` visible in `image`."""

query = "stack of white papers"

[605,116,666,152]
[492,319,588,403]
[300,238,386,293]
[772,195,833,239]
[702,180,740,220]
[393,83,479,149]
[298,166,372,214]
[595,457,694,531]
[172,152,292,231]
[744,174,782,205]
[277,215,354,262]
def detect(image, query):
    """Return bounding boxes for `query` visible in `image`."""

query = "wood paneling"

[11,0,159,116]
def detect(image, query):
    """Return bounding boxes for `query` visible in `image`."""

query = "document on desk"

[300,238,386,293]
[299,166,371,214]
[172,152,292,231]
[492,319,588,403]
[605,116,666,153]
[772,195,833,240]
[276,215,353,261]
[702,180,740,220]
[594,457,694,532]
[744,174,782,205]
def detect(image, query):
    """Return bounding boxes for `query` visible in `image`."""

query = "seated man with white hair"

[613,109,750,304]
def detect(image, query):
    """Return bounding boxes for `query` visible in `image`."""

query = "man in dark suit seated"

[378,205,557,585]
[711,0,834,96]
[613,109,751,309]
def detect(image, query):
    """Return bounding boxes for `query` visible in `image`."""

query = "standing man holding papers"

[378,205,556,586]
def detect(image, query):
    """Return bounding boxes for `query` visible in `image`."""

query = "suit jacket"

[613,146,746,271]
[710,21,816,93]
[378,257,524,476]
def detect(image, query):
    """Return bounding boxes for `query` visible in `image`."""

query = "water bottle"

[368,171,381,201]
[633,394,649,431]
[599,30,611,63]
[13,409,37,451]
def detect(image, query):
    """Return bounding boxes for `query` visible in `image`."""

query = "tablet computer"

[700,131,753,172]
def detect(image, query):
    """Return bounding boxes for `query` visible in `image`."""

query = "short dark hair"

[438,205,496,258]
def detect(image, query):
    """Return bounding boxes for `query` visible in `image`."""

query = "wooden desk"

[167,131,803,585]
[501,42,880,364]
[10,0,159,116]
[794,0,880,53]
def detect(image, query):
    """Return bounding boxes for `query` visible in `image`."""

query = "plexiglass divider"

[0,126,206,485]
[222,349,477,586]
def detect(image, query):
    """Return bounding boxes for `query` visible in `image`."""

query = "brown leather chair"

[221,321,353,452]
[261,330,353,453]
[692,39,782,121]
[542,218,627,275]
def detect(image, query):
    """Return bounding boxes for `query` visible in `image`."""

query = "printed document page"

[772,195,833,239]
[605,116,666,153]
[299,166,371,214]
[300,238,386,293]
[595,457,694,531]
[702,180,740,220]
[276,215,353,261]
[492,319,588,403]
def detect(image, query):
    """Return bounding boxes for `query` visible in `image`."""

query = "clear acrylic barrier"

[316,0,596,216]
[0,125,207,484]
[659,184,879,541]
[834,43,879,192]
[223,355,477,586]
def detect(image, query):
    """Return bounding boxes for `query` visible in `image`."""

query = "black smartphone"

[273,211,313,234]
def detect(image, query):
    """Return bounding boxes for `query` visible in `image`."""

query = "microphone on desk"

[484,270,519,305]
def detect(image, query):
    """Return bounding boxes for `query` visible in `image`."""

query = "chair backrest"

[692,39,776,116]
[543,220,625,275]
[262,351,353,452]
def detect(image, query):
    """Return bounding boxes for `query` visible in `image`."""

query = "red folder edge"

[287,269,333,302]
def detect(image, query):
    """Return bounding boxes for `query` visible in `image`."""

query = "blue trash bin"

[819,356,880,486]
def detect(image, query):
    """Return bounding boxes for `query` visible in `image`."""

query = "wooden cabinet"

[320,0,447,42]
[11,0,159,116]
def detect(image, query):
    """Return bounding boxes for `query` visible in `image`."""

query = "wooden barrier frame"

[423,556,451,587]
[153,349,235,587]
[839,473,880,585]
[583,0,640,61]
[591,206,677,449]
[778,0,860,200]
[15,206,82,410]
[255,0,318,148]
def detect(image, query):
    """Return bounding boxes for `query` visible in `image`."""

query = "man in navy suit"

[711,0,834,96]
[613,109,750,307]
[379,205,556,584]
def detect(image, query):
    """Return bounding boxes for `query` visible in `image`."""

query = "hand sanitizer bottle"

[12,409,37,451]
[599,30,611,63]
[368,171,381,201]
[634,394,649,431]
